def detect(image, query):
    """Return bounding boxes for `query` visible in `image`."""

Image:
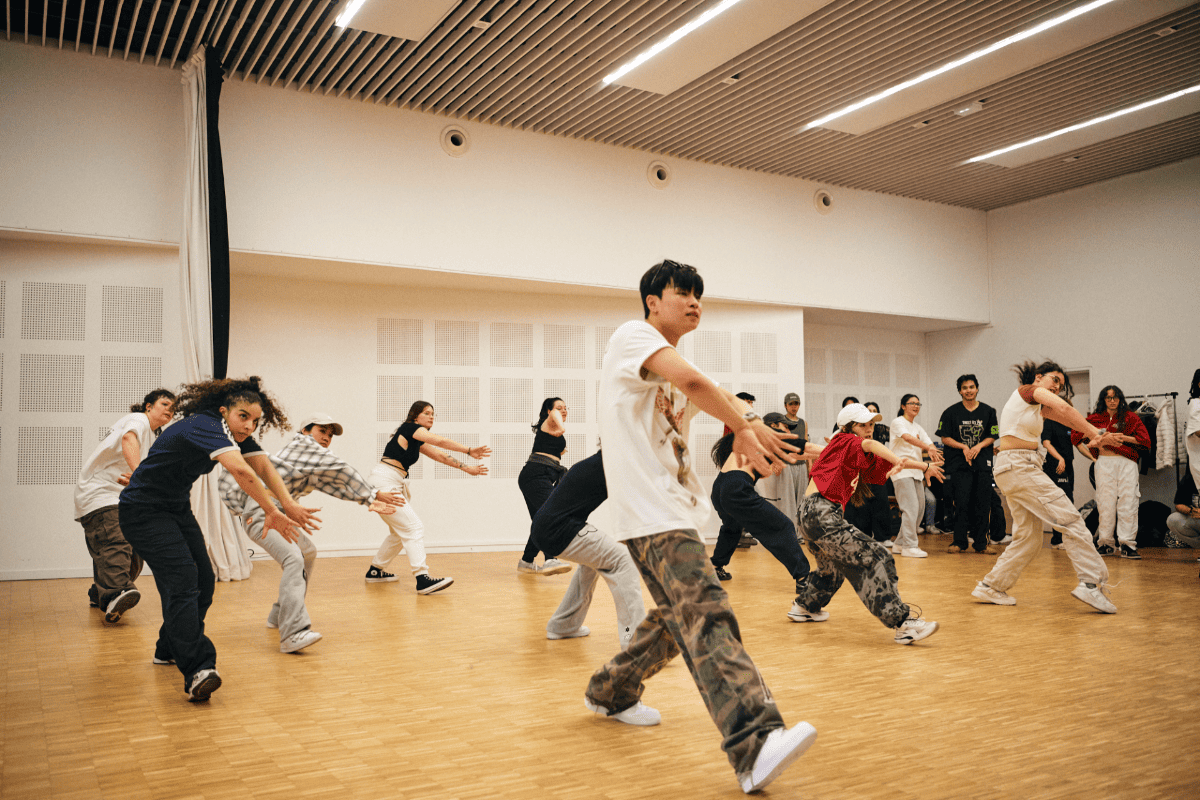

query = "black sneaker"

[1120,544,1141,560]
[365,566,399,583]
[415,574,454,595]
[714,566,732,581]
[1096,544,1116,556]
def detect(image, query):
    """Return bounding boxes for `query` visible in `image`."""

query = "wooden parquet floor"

[2,534,1198,800]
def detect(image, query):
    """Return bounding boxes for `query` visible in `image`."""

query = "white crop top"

[998,387,1043,443]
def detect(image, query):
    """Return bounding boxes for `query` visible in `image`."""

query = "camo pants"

[795,493,911,629]
[585,529,785,774]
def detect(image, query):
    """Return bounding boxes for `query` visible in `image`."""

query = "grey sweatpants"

[244,506,317,641]
[548,524,646,648]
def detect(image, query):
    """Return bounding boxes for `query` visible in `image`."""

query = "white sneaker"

[899,547,928,558]
[738,722,818,794]
[547,626,590,640]
[266,617,278,629]
[893,617,939,645]
[1050,543,1066,550]
[971,581,1016,606]
[891,544,903,554]
[997,534,1013,544]
[281,630,323,653]
[1070,582,1117,614]
[584,698,661,726]
[104,588,141,623]
[187,668,222,702]
[787,601,829,622]
[516,560,540,575]
[540,558,572,576]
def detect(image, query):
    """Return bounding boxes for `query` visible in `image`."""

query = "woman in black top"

[365,401,490,594]
[516,397,573,575]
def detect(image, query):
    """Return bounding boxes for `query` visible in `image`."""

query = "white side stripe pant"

[1094,456,1140,549]
[369,463,429,577]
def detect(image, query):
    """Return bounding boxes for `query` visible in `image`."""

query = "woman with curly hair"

[1071,385,1150,558]
[119,376,320,702]
[516,397,573,576]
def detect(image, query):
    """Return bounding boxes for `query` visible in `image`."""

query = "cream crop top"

[998,386,1043,443]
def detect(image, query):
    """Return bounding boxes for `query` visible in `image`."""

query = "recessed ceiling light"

[721,73,742,85]
[911,120,931,129]
[965,84,1200,164]
[602,0,748,86]
[954,100,985,117]
[805,0,1120,130]
[1154,26,1179,37]
[471,19,492,30]
[1062,156,1080,163]
[335,0,368,29]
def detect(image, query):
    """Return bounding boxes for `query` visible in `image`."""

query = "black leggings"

[518,459,567,562]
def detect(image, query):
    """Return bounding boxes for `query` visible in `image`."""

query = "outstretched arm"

[421,445,488,476]
[411,427,491,460]
[217,452,321,543]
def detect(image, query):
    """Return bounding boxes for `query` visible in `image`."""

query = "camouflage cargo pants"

[796,494,910,629]
[585,529,785,774]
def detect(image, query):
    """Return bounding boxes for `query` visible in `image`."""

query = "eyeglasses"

[905,402,922,407]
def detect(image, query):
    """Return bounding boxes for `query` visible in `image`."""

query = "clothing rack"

[1128,391,1181,487]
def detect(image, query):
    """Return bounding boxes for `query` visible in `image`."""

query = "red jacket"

[1070,411,1151,463]
[809,432,893,509]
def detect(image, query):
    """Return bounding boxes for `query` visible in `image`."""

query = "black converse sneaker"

[364,566,399,583]
[415,574,454,595]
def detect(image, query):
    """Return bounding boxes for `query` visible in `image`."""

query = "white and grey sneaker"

[540,558,572,576]
[281,630,323,653]
[187,668,222,702]
[787,601,829,623]
[104,588,141,623]
[1070,581,1117,614]
[971,581,1016,606]
[584,698,661,726]
[893,607,939,645]
[516,560,541,575]
[546,626,590,640]
[738,722,818,794]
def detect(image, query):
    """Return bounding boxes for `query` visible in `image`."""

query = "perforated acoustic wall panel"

[99,356,163,414]
[432,434,479,480]
[433,377,480,424]
[0,353,4,411]
[694,433,721,480]
[377,376,424,422]
[490,323,533,369]
[543,378,586,425]
[864,352,892,389]
[831,349,859,386]
[693,331,732,374]
[21,282,86,341]
[0,280,6,337]
[377,319,423,365]
[376,431,422,480]
[490,378,534,424]
[896,354,922,392]
[434,320,479,367]
[491,433,531,480]
[805,348,827,385]
[99,426,110,442]
[740,383,781,416]
[544,324,586,370]
[562,433,589,469]
[806,391,829,435]
[101,286,163,343]
[740,332,778,375]
[595,326,619,370]
[17,427,82,485]
[20,354,85,413]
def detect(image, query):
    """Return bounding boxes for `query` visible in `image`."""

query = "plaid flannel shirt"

[219,432,379,515]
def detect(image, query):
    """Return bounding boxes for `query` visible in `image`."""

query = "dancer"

[118,377,319,702]
[532,451,646,647]
[889,394,944,558]
[1071,385,1150,559]
[365,401,489,594]
[75,388,176,622]
[218,413,404,653]
[972,360,1124,612]
[843,401,895,544]
[792,403,942,644]
[708,421,822,586]
[584,259,816,795]
[516,397,572,576]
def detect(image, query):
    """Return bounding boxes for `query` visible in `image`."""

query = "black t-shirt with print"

[937,401,998,473]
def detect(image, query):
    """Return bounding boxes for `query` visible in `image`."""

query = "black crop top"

[531,427,566,457]
[382,422,424,470]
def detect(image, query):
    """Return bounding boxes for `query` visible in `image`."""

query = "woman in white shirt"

[889,394,943,558]
[1187,369,1200,491]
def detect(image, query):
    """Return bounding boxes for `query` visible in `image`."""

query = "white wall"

[1,40,991,324]
[927,157,1200,505]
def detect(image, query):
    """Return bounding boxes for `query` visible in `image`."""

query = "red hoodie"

[1070,410,1150,463]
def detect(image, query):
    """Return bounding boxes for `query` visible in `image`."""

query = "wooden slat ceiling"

[5,0,1199,210]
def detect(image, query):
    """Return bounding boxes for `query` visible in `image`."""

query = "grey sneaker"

[1070,581,1117,613]
[787,601,829,622]
[971,581,1016,606]
[547,626,590,640]
[516,560,540,574]
[584,698,661,726]
[540,558,572,576]
[281,630,322,653]
[187,668,222,702]
[104,588,141,623]
[738,722,818,794]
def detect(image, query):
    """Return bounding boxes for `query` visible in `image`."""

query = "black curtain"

[204,45,231,379]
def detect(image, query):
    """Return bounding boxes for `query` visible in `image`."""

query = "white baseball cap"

[297,413,343,436]
[836,403,881,428]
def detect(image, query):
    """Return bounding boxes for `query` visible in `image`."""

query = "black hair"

[898,393,919,416]
[865,401,880,413]
[736,392,755,403]
[1094,385,1129,430]
[639,259,704,319]
[1190,368,1200,400]
[710,432,736,469]
[405,401,433,424]
[956,374,978,391]
[131,387,177,414]
[532,397,564,432]
[841,396,859,407]
[1012,359,1073,400]
[173,376,289,434]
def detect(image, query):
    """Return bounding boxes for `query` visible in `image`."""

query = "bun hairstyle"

[1012,359,1073,400]
[132,388,177,414]
[173,376,290,434]
[532,397,564,432]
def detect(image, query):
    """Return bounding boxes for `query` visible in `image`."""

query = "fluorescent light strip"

[965,84,1200,164]
[805,0,1118,130]
[602,0,748,86]
[336,0,368,29]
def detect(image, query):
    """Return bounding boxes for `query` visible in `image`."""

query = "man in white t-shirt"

[584,260,817,795]
[74,389,176,623]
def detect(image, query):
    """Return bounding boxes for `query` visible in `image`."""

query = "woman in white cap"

[792,403,943,645]
[888,394,944,558]
[218,413,404,653]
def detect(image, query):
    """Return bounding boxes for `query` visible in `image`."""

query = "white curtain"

[180,48,253,582]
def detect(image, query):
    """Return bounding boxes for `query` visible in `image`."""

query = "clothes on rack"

[1129,401,1159,475]
[1155,399,1177,470]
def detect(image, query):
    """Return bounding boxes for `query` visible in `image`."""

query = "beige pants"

[982,449,1108,593]
[1094,456,1139,548]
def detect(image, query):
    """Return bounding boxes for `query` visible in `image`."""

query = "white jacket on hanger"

[1155,400,1177,469]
